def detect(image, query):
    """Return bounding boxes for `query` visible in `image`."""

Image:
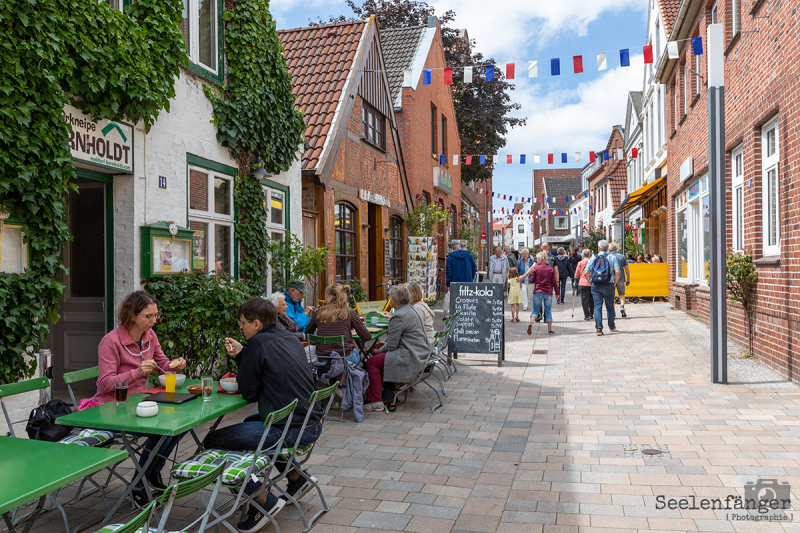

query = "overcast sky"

[272,0,648,216]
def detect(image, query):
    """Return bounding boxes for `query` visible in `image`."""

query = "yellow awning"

[612,176,666,217]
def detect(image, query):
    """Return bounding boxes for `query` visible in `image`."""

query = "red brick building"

[532,168,582,243]
[658,0,800,380]
[279,18,413,301]
[586,126,628,243]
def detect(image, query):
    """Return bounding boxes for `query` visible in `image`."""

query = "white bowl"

[220,378,239,393]
[136,401,158,418]
[158,373,186,387]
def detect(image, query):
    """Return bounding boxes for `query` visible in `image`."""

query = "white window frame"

[683,63,688,115]
[102,0,124,11]
[188,165,235,275]
[676,195,689,281]
[762,118,780,255]
[263,185,288,294]
[731,146,744,251]
[554,217,568,230]
[732,0,741,34]
[711,1,718,24]
[184,0,219,75]
[694,51,701,95]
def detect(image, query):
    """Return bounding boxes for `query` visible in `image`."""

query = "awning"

[534,235,575,245]
[612,176,666,218]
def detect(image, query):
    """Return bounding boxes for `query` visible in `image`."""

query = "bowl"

[158,373,186,388]
[220,378,239,393]
[136,401,158,418]
[187,384,202,395]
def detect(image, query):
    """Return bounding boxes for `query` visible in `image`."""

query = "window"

[181,0,218,74]
[102,0,123,10]
[362,103,385,150]
[518,242,525,249]
[389,216,403,282]
[649,103,655,158]
[694,50,701,95]
[655,20,661,60]
[517,224,524,233]
[189,166,234,274]
[441,116,448,157]
[656,89,662,148]
[449,205,456,241]
[430,104,437,155]
[263,184,287,293]
[676,196,688,280]
[335,202,357,281]
[732,0,741,34]
[675,178,709,283]
[711,1,718,24]
[762,119,780,254]
[0,222,29,274]
[682,63,688,115]
[555,217,568,230]
[673,82,679,130]
[732,146,744,251]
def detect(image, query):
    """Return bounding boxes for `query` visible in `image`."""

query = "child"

[507,267,523,322]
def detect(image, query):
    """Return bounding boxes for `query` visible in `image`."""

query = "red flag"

[548,154,554,164]
[643,45,653,64]
[590,152,596,162]
[507,154,512,164]
[503,195,507,200]
[573,55,583,74]
[506,63,515,79]
[466,155,472,165]
[632,147,638,159]
[444,68,453,85]
[501,207,504,213]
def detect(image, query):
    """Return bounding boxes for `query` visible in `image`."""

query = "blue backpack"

[590,254,612,284]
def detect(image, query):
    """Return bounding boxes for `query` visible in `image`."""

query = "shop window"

[335,202,357,282]
[675,177,709,284]
[182,0,219,75]
[0,221,29,274]
[361,103,385,151]
[762,119,780,255]
[732,146,744,251]
[188,166,234,274]
[389,216,403,282]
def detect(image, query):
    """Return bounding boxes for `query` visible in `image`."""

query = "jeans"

[346,349,361,366]
[591,283,616,330]
[579,285,594,319]
[558,277,568,303]
[530,292,552,322]
[130,433,184,488]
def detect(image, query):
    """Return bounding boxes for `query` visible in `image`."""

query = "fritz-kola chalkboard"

[448,282,505,366]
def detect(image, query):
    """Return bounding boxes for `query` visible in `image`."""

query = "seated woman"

[406,281,434,345]
[268,292,304,341]
[364,285,431,412]
[305,283,371,367]
[93,291,187,507]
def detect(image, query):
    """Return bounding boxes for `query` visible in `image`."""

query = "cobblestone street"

[32,292,800,532]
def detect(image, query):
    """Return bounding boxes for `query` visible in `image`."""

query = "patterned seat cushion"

[59,429,116,447]
[170,449,268,486]
[279,442,314,457]
[95,526,186,533]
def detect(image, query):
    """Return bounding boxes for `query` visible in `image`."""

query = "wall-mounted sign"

[679,156,693,182]
[359,189,390,207]
[159,176,167,189]
[383,239,390,276]
[433,167,453,194]
[63,104,134,174]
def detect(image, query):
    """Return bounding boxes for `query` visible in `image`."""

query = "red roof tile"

[279,21,366,170]
[658,0,681,38]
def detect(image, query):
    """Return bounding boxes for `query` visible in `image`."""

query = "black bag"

[26,399,72,442]
[590,255,612,284]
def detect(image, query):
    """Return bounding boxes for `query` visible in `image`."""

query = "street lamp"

[250,154,270,177]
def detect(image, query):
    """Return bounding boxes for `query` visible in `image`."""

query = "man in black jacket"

[205,298,323,533]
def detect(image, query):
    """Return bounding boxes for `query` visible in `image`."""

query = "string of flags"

[438,147,634,168]
[403,37,704,86]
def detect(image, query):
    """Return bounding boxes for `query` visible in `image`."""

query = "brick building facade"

[531,168,583,244]
[583,126,629,243]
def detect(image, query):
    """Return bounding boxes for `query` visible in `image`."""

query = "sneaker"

[131,487,152,509]
[364,401,385,411]
[238,493,284,533]
[527,324,532,335]
[548,330,555,335]
[149,471,168,492]
[286,471,318,501]
[610,327,616,332]
[596,329,604,336]
[584,317,592,321]
[535,316,542,323]
[620,309,627,317]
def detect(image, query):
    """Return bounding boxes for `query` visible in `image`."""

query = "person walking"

[516,248,536,311]
[520,251,558,336]
[608,242,631,318]
[573,249,594,320]
[554,247,574,304]
[583,240,620,336]
[507,267,522,322]
[533,242,559,321]
[504,246,517,271]
[569,247,581,288]
[488,246,508,291]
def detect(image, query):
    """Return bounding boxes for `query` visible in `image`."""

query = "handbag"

[26,399,73,442]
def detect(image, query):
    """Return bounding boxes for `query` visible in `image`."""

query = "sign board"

[359,189,390,207]
[383,238,390,277]
[63,104,134,173]
[432,167,453,194]
[680,156,694,182]
[448,282,505,366]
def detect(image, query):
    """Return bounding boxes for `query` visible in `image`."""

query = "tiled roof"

[278,21,366,170]
[658,0,681,38]
[604,160,629,211]
[380,25,426,105]
[630,91,643,116]
[543,177,583,209]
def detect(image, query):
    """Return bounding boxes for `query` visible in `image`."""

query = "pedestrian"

[488,246,508,291]
[652,255,662,263]
[608,242,631,318]
[507,267,522,322]
[504,245,517,270]
[520,251,558,336]
[516,248,536,311]
[569,247,581,288]
[573,248,594,320]
[645,254,652,263]
[554,247,574,304]
[444,240,478,317]
[534,242,559,322]
[582,240,620,336]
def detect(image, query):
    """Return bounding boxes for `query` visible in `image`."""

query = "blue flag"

[619,49,630,67]
[692,36,704,55]
[520,154,526,164]
[423,69,431,85]
[485,65,495,81]
[551,58,560,76]
[561,153,567,163]
[439,154,445,164]
[480,155,486,164]
[603,150,609,161]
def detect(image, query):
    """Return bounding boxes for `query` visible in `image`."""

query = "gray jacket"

[377,304,431,383]
[487,254,508,279]
[321,352,368,423]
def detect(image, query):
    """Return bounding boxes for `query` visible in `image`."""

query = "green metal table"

[0,436,127,533]
[56,379,248,526]
[357,319,390,353]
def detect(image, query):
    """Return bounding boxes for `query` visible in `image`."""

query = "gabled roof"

[279,21,366,170]
[543,177,583,209]
[380,25,426,106]
[658,0,681,37]
[629,91,642,116]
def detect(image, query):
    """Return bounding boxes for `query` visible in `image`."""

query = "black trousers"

[579,285,594,319]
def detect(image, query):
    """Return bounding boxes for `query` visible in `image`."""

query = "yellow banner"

[617,263,670,297]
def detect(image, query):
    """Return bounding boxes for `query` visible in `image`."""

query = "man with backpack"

[582,239,620,336]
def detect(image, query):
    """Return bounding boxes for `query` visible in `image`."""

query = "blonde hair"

[508,267,518,279]
[406,282,424,303]
[314,283,352,323]
[536,251,549,263]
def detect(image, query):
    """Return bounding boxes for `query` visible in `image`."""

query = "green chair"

[93,501,155,533]
[63,366,100,408]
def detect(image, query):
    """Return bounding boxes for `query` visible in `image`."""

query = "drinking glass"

[164,372,177,393]
[115,378,128,405]
[201,376,213,402]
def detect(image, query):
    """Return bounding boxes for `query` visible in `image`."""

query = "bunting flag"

[667,41,679,59]
[506,63,515,79]
[603,150,609,161]
[534,154,540,163]
[464,66,473,83]
[453,154,458,165]
[466,155,472,165]
[486,64,495,81]
[506,154,511,164]
[520,154,526,164]
[444,68,453,85]
[573,55,584,74]
[575,152,582,163]
[439,154,445,164]
[403,69,412,87]
[619,49,630,67]
[590,152,596,162]
[597,52,607,71]
[480,155,486,164]
[561,153,567,163]
[493,155,499,164]
[548,154,554,164]
[616,149,623,159]
[692,36,704,55]
[643,44,653,64]
[528,60,538,78]
[551,58,560,76]
[423,69,431,85]
[632,147,638,158]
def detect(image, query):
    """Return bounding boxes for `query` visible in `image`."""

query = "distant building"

[538,176,583,249]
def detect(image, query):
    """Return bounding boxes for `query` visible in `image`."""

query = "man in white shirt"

[488,246,508,295]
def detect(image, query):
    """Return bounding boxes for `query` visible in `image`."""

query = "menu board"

[407,236,438,301]
[448,282,505,366]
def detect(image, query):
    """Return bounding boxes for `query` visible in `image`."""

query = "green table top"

[0,436,127,515]
[56,380,249,436]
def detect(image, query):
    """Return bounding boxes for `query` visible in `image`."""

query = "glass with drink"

[164,372,177,393]
[115,378,128,405]
[202,376,213,402]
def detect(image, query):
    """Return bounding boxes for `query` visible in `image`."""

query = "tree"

[580,225,606,254]
[265,234,329,302]
[726,249,757,357]
[310,0,525,185]
[623,225,643,257]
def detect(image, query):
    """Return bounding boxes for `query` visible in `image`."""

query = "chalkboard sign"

[448,282,505,366]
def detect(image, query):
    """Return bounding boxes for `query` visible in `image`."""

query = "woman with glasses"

[92,290,187,507]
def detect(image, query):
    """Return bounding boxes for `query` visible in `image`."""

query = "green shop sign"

[63,104,134,174]
[433,167,453,194]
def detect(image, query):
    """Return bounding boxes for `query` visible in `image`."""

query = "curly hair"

[118,291,158,330]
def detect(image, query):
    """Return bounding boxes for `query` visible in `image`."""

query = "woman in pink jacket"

[94,291,186,506]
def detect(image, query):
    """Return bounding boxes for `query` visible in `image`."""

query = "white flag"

[403,69,412,87]
[667,41,679,59]
[616,149,623,159]
[528,60,538,78]
[597,52,607,71]
[463,66,473,83]
[492,155,499,164]
[453,154,459,166]
[575,152,582,163]
[496,64,504,79]
[533,154,540,163]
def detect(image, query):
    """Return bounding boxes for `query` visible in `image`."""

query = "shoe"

[286,471,318,501]
[364,401,385,412]
[238,493,285,533]
[527,324,532,335]
[149,471,168,492]
[535,316,542,322]
[522,308,527,311]
[596,329,603,336]
[610,327,616,332]
[548,330,555,335]
[131,487,152,509]
[620,309,627,317]
[584,317,592,321]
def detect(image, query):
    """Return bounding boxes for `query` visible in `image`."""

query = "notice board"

[448,282,505,366]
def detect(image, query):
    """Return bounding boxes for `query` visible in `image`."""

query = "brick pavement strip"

[23,294,800,532]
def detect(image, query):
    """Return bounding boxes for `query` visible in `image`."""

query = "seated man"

[282,279,313,332]
[206,298,323,533]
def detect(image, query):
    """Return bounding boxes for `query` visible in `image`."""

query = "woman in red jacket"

[519,251,559,335]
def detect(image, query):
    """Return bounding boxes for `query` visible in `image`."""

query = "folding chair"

[389,340,445,413]
[170,400,298,533]
[92,501,156,533]
[306,334,349,376]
